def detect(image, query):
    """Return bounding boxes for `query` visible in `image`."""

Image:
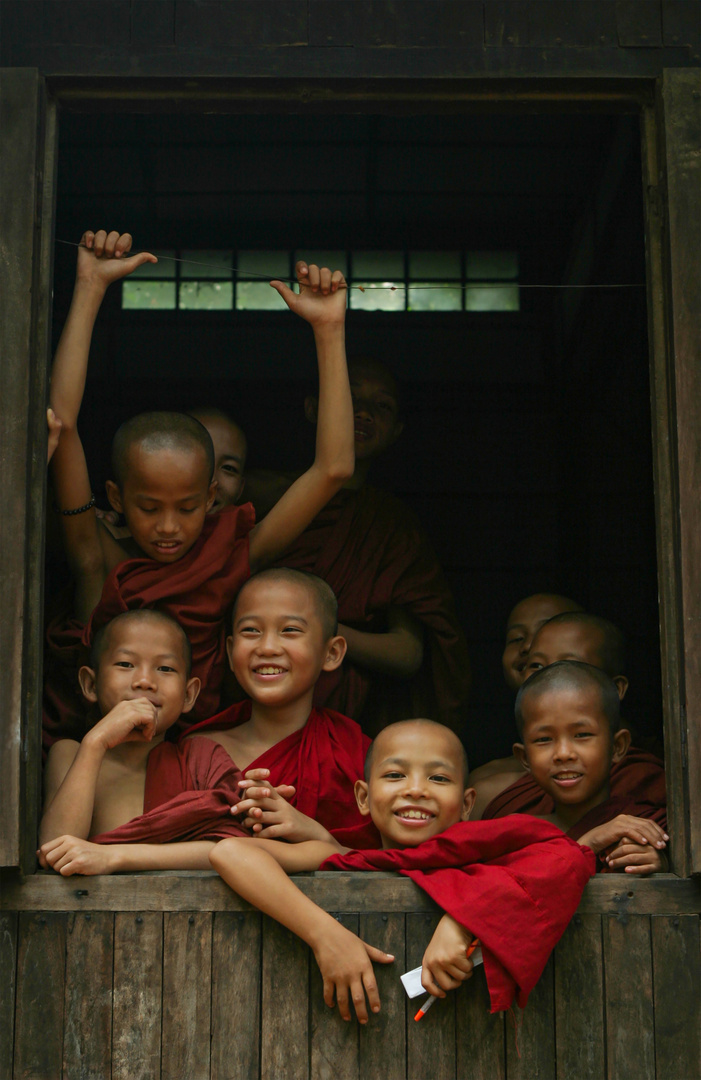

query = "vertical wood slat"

[13,912,66,1080]
[112,912,163,1080]
[261,915,309,1080]
[310,913,359,1080]
[0,912,18,1079]
[651,915,701,1079]
[456,963,505,1080]
[211,910,261,1080]
[63,911,114,1080]
[161,912,212,1080]
[505,954,556,1080]
[603,914,655,1080]
[405,912,456,1080]
[554,914,605,1079]
[358,912,406,1080]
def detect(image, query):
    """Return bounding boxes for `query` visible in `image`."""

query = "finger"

[254,824,291,839]
[364,943,395,964]
[243,768,271,781]
[81,230,95,249]
[624,862,657,875]
[295,260,309,282]
[306,263,321,291]
[104,230,120,258]
[421,966,446,999]
[363,970,382,1015]
[319,266,332,295]
[237,784,272,799]
[123,250,158,270]
[330,268,346,293]
[322,977,336,1010]
[93,230,108,256]
[114,232,133,257]
[274,785,296,799]
[269,280,297,307]
[335,983,352,1022]
[351,978,370,1024]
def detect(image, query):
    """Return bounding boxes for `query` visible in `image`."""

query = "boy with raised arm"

[209,718,595,1023]
[45,229,354,745]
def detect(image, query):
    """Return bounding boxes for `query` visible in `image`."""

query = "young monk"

[245,358,472,736]
[476,612,666,823]
[45,229,354,745]
[182,567,378,845]
[210,718,595,1022]
[511,662,668,874]
[189,407,247,511]
[38,609,259,875]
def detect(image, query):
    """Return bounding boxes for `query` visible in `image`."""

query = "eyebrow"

[379,756,455,771]
[219,454,244,464]
[112,648,182,663]
[235,614,309,627]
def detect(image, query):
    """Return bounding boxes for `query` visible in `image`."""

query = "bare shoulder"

[43,739,81,798]
[468,755,523,785]
[470,765,526,821]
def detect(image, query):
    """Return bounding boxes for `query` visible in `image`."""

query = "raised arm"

[248,262,354,571]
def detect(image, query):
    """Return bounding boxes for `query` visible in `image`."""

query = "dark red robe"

[182,700,381,844]
[272,486,471,733]
[320,817,595,1013]
[43,504,255,750]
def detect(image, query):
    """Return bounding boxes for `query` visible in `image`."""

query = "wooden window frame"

[0,70,698,882]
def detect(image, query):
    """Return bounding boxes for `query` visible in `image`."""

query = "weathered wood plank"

[310,913,359,1080]
[406,912,456,1080]
[0,912,17,1079]
[528,1,618,47]
[358,912,406,1080]
[308,0,484,49]
[603,914,654,1080]
[554,914,604,1079]
[261,914,309,1080]
[456,962,506,1080]
[2,870,699,915]
[13,912,66,1079]
[63,911,114,1079]
[506,954,555,1080]
[615,0,663,46]
[211,910,261,1080]
[651,915,701,1079]
[175,0,307,48]
[161,912,212,1080]
[113,912,163,1080]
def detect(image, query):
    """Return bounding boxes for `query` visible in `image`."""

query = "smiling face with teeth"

[354,720,475,849]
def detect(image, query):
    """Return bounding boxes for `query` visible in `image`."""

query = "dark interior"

[49,107,660,767]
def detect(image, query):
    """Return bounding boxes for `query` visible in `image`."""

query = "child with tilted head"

[209,718,595,1022]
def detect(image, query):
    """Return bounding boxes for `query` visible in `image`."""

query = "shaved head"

[515,660,621,737]
[538,612,626,675]
[234,567,338,640]
[111,412,214,489]
[365,719,469,786]
[349,357,401,412]
[189,407,248,463]
[90,609,192,676]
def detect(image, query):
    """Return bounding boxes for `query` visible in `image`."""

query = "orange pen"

[414,938,481,1021]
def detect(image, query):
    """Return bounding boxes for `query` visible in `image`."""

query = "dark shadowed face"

[194,413,247,512]
[349,364,403,461]
[502,595,582,692]
[525,621,606,678]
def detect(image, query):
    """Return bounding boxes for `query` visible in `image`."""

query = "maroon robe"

[43,504,255,750]
[273,486,471,732]
[321,817,595,1012]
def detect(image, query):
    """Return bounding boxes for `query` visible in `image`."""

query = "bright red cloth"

[182,700,380,843]
[43,504,255,749]
[272,486,471,732]
[320,816,595,1013]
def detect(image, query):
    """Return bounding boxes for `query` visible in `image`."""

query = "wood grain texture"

[161,912,212,1080]
[0,912,17,1079]
[406,912,456,1080]
[261,915,309,1080]
[211,910,262,1080]
[456,962,506,1080]
[651,915,701,1079]
[506,954,555,1080]
[13,912,67,1079]
[63,911,114,1080]
[603,914,654,1080]
[615,0,663,46]
[310,913,359,1080]
[358,912,407,1080]
[554,914,605,1079]
[112,912,163,1080]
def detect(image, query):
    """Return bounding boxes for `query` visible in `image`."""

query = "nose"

[552,737,576,762]
[155,510,179,536]
[132,666,157,690]
[403,771,429,798]
[255,628,281,656]
[353,396,372,419]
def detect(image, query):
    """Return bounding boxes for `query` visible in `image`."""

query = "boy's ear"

[225,634,235,672]
[206,480,218,512]
[512,742,530,771]
[78,666,99,704]
[354,779,371,816]
[613,675,629,700]
[461,787,477,821]
[612,727,631,764]
[304,396,319,425]
[181,677,201,715]
[321,635,347,672]
[105,480,123,514]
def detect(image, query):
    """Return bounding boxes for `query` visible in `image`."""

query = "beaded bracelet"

[56,494,96,516]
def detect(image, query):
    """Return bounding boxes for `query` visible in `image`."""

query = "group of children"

[40,230,667,1023]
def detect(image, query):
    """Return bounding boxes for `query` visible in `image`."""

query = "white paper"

[400,948,483,998]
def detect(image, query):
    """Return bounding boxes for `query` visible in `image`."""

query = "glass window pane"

[465,285,520,311]
[294,251,348,276]
[352,251,404,278]
[180,250,232,279]
[237,250,290,278]
[349,283,405,312]
[236,280,288,310]
[122,280,176,309]
[466,251,519,280]
[128,250,176,279]
[408,284,462,311]
[179,281,233,310]
[409,252,461,280]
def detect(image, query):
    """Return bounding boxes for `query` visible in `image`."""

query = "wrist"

[80,729,110,757]
[312,322,346,345]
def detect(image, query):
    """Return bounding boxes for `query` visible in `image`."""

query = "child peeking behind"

[210,719,595,1021]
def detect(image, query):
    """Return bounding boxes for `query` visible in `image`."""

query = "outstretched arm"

[248,262,354,571]
[38,836,217,875]
[210,837,394,1022]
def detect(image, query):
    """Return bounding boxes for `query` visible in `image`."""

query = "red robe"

[272,486,471,733]
[321,817,595,1013]
[43,504,255,750]
[182,700,381,843]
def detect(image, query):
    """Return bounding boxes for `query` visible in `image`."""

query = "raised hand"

[86,697,159,752]
[270,261,347,328]
[76,229,158,293]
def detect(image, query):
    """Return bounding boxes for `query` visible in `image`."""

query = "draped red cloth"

[43,504,255,750]
[272,486,471,732]
[320,817,595,1013]
[182,700,380,843]
[91,736,249,844]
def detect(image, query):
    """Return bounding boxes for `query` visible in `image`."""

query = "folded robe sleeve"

[320,817,596,1013]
